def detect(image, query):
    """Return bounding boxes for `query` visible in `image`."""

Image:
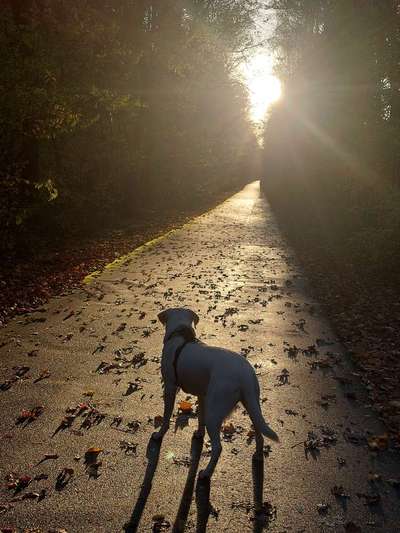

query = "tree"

[0,0,260,255]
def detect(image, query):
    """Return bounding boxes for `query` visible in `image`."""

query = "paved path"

[1,182,399,532]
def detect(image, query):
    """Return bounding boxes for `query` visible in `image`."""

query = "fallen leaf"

[178,401,193,413]
[34,369,51,383]
[6,474,32,491]
[22,491,40,499]
[55,468,74,490]
[222,423,236,435]
[317,503,329,513]
[63,310,74,321]
[85,447,103,464]
[13,366,30,377]
[16,406,44,424]
[120,441,137,454]
[367,434,389,451]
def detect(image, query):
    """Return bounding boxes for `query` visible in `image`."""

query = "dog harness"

[166,326,198,387]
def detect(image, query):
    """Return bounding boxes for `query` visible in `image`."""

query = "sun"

[241,52,282,123]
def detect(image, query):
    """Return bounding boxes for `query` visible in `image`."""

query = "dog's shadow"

[124,436,270,532]
[252,453,275,532]
[195,452,270,533]
[124,436,162,532]
[124,434,204,533]
[173,435,204,532]
[195,475,212,533]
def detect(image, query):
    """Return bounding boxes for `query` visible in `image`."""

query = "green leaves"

[35,179,58,202]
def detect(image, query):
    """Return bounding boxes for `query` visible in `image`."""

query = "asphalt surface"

[0,182,399,533]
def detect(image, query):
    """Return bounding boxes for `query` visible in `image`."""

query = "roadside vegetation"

[0,0,260,323]
[0,1,260,257]
[262,1,400,429]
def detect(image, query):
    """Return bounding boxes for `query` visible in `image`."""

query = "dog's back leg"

[199,386,239,479]
[243,394,265,458]
[152,384,177,440]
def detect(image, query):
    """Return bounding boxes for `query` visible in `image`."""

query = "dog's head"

[158,307,199,341]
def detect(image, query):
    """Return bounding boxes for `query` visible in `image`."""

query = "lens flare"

[241,52,281,123]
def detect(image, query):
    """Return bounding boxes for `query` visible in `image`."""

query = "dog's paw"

[193,429,205,439]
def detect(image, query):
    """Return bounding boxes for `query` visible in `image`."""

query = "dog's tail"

[242,378,279,442]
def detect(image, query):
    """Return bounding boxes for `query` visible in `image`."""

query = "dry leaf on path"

[178,401,193,413]
[367,434,389,451]
[85,447,103,464]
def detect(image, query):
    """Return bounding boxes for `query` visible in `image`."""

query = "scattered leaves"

[120,441,137,455]
[16,406,44,424]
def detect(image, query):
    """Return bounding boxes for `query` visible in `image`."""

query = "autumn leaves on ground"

[1,183,400,532]
[0,1,400,530]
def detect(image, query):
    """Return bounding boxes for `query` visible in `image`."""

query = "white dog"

[152,307,279,478]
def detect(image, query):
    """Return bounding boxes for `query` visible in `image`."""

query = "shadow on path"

[253,452,278,531]
[195,453,269,532]
[172,435,204,532]
[252,454,265,533]
[124,436,162,532]
[195,476,211,533]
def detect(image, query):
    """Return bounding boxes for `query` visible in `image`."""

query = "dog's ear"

[189,309,199,326]
[158,310,169,325]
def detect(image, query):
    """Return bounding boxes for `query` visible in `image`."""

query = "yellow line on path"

[82,189,235,285]
[82,230,176,284]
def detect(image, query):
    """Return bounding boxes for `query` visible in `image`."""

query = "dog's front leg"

[152,384,177,440]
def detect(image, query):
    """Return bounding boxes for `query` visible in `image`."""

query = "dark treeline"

[263,0,400,278]
[0,0,259,256]
[261,1,400,408]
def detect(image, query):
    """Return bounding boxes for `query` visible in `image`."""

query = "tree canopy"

[263,0,399,185]
[0,0,260,254]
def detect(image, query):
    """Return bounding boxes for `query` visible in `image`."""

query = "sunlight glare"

[241,53,281,123]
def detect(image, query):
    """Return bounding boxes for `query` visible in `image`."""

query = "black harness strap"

[167,326,198,387]
[173,339,192,386]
